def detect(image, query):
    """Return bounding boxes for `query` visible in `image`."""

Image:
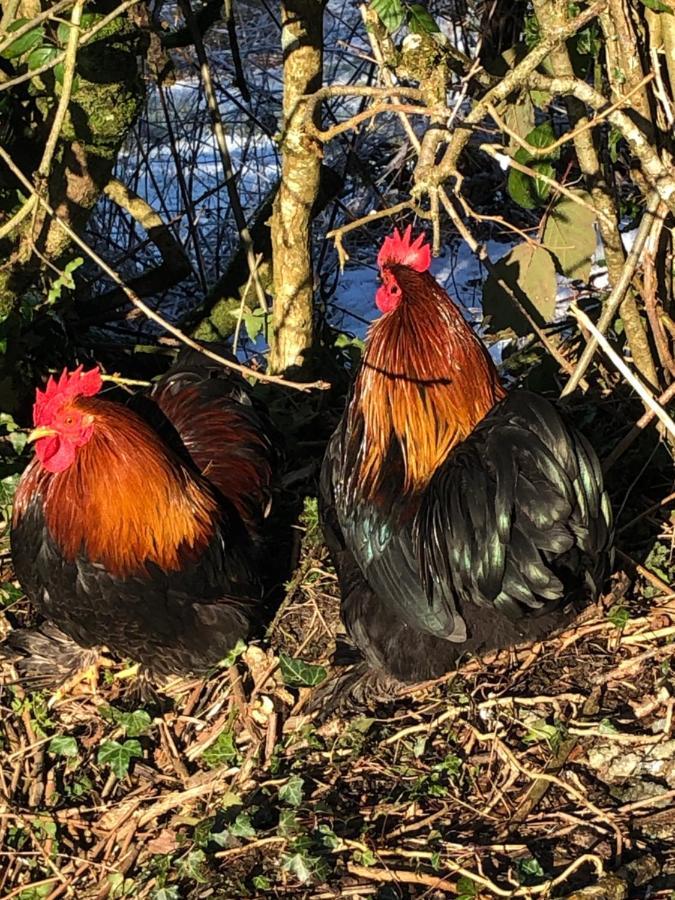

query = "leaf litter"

[1,412,675,898]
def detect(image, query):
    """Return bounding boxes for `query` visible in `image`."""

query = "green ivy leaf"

[521,121,559,156]
[0,412,18,431]
[522,718,565,751]
[202,729,239,769]
[46,257,83,304]
[530,88,551,108]
[229,812,256,838]
[575,22,601,56]
[48,735,78,758]
[107,873,136,898]
[507,122,559,209]
[279,774,304,807]
[317,824,341,850]
[220,790,242,809]
[218,637,246,668]
[599,717,619,734]
[608,604,630,629]
[97,738,142,779]
[457,875,478,900]
[56,12,104,45]
[482,242,557,336]
[101,706,153,737]
[151,889,181,900]
[543,192,596,280]
[507,160,554,209]
[407,3,440,33]
[282,851,314,883]
[26,45,59,71]
[8,431,27,453]
[177,849,209,884]
[352,847,377,866]
[518,856,546,883]
[371,0,406,32]
[242,307,266,342]
[2,20,45,60]
[278,808,299,837]
[53,61,80,92]
[0,581,24,607]
[15,886,53,899]
[279,652,327,687]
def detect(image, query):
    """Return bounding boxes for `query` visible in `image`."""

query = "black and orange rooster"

[8,347,277,681]
[321,227,613,684]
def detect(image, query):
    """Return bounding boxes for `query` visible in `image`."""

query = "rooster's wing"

[323,390,613,673]
[415,390,614,633]
[150,347,277,538]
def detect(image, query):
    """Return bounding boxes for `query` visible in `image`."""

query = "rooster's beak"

[27,426,57,443]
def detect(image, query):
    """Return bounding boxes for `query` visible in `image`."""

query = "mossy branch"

[532,0,658,391]
[416,0,608,191]
[527,73,675,214]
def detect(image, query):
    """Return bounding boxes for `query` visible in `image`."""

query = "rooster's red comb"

[33,366,102,426]
[377,225,431,273]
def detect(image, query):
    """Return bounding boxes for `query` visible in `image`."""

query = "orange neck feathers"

[15,398,219,577]
[349,267,505,499]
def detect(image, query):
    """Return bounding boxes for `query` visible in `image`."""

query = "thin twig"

[310,101,451,142]
[0,0,73,54]
[348,852,604,898]
[350,14,585,381]
[479,143,611,225]
[603,381,675,472]
[37,0,84,181]
[439,189,584,382]
[486,72,655,161]
[424,0,609,187]
[0,195,37,241]
[570,303,675,440]
[1,877,60,900]
[177,0,268,312]
[232,253,263,350]
[561,191,664,396]
[327,200,412,267]
[527,73,675,216]
[0,146,329,393]
[0,0,141,93]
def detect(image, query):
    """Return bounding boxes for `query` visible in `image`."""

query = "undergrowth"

[1,341,675,899]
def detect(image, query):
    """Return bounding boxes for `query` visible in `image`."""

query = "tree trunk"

[268,0,324,375]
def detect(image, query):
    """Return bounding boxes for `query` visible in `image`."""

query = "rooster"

[8,347,278,682]
[321,227,613,684]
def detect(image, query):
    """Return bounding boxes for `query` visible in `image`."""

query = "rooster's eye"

[65,416,73,425]
[390,284,400,296]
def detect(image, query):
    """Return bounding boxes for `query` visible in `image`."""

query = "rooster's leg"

[48,654,116,705]
[2,622,113,695]
[114,662,141,681]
